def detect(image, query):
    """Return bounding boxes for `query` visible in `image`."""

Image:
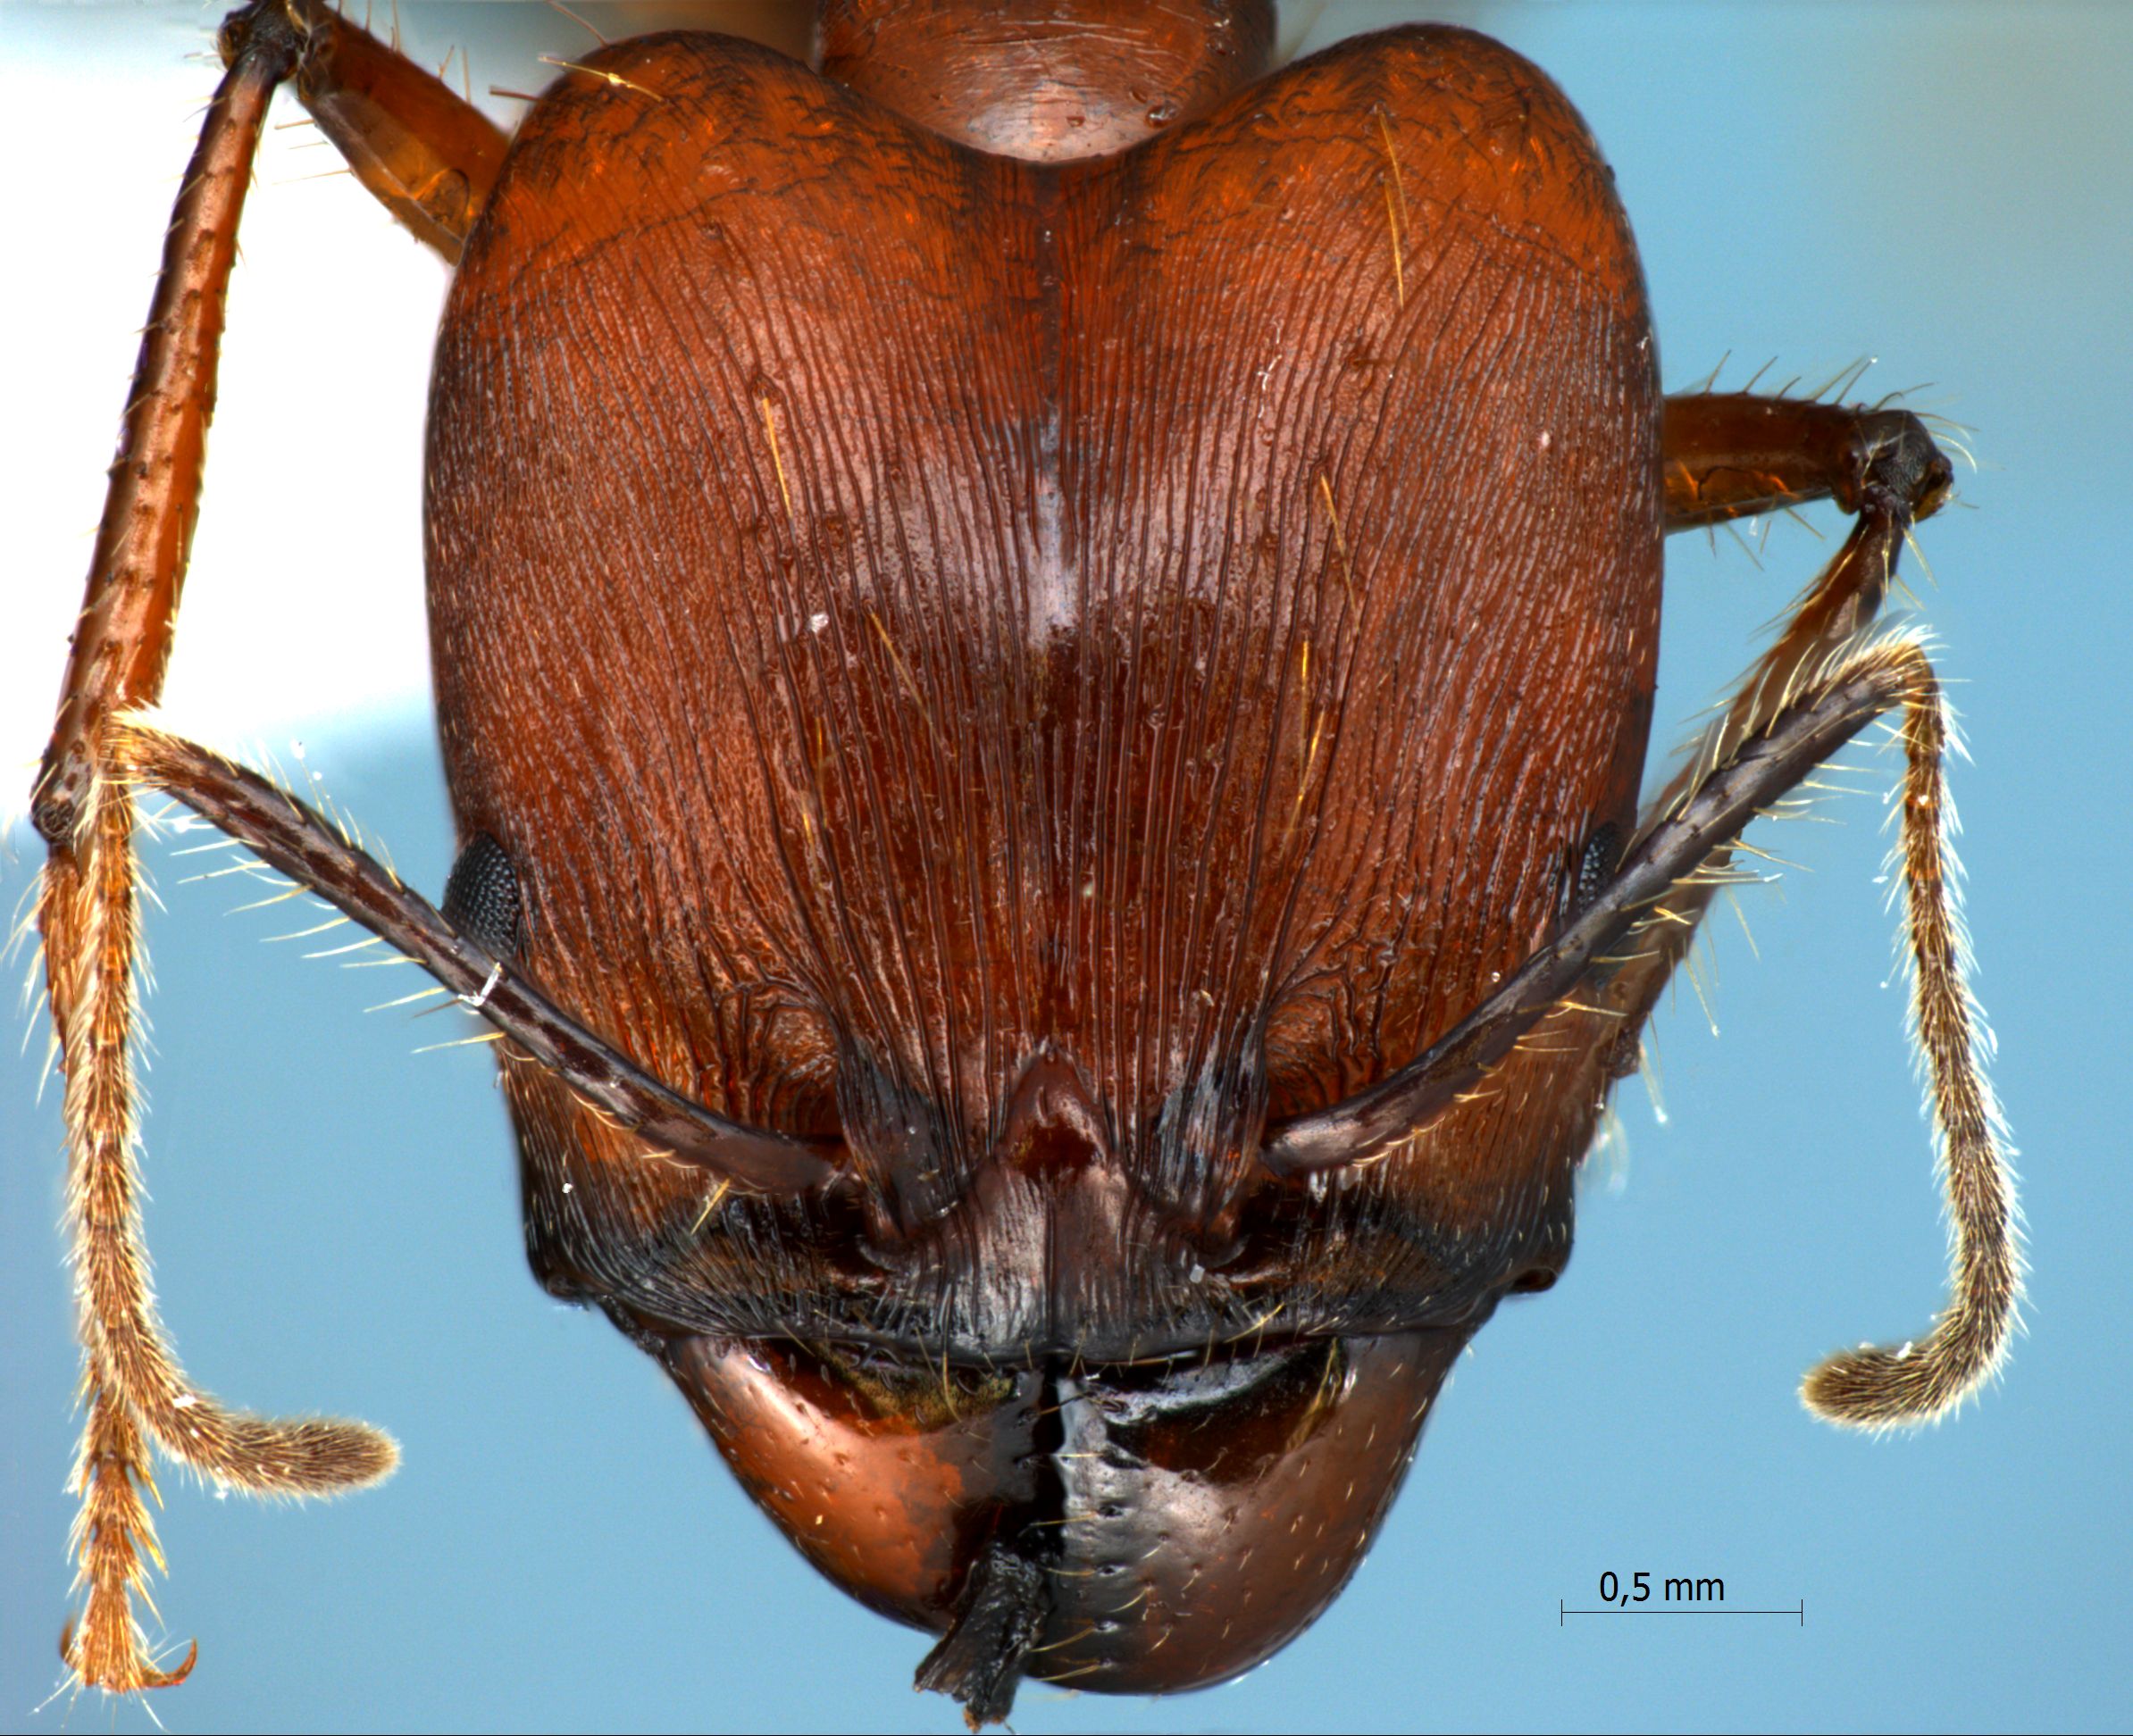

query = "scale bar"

[1560,1599,1803,1625]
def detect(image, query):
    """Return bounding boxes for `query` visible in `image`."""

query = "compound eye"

[440,832,522,958]
[1569,819,1623,918]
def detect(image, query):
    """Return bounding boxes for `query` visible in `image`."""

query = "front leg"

[1267,389,1957,1173]
[1626,390,2016,1424]
[31,0,501,1695]
[1266,391,2017,1427]
[34,11,389,1697]
[1663,389,1953,532]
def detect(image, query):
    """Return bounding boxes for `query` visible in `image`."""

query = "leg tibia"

[1276,384,2017,1421]
[267,0,507,262]
[33,10,399,1694]
[43,775,397,1695]
[1623,382,2015,1423]
[33,13,297,847]
[1663,391,1953,531]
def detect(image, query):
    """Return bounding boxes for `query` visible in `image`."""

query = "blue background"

[4,4,2127,1731]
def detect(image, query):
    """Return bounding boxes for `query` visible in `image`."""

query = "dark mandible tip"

[912,1539,1050,1729]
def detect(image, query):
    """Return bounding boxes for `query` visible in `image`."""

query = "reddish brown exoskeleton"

[31,1,2020,1723]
